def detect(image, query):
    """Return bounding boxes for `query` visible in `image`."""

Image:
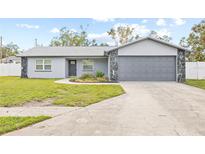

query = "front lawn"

[185,80,205,90]
[0,77,124,107]
[0,116,50,135]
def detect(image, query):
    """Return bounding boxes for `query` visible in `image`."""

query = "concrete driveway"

[6,82,205,136]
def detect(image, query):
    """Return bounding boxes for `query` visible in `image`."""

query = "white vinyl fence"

[0,63,21,76]
[186,62,205,79]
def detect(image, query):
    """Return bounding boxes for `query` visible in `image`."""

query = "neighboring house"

[17,37,190,82]
[1,56,21,64]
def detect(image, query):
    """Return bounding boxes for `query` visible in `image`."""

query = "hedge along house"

[18,37,189,82]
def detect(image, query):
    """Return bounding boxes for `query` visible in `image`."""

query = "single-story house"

[17,37,189,82]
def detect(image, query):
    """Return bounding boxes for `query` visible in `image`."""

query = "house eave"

[17,55,108,58]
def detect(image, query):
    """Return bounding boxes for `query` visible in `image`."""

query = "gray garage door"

[118,56,176,81]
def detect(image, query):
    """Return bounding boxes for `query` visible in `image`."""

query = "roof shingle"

[17,46,113,57]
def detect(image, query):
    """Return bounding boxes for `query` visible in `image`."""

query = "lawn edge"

[0,116,51,135]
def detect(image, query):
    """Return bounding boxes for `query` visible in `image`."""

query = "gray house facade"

[19,46,110,79]
[18,37,188,82]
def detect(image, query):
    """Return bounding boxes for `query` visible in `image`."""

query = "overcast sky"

[0,18,203,50]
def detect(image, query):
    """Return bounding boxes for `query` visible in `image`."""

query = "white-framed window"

[82,60,94,71]
[35,59,52,71]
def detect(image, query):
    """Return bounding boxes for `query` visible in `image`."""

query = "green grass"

[185,80,205,90]
[54,84,124,106]
[0,77,124,107]
[0,116,50,135]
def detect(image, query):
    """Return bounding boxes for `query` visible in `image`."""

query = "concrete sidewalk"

[0,107,81,117]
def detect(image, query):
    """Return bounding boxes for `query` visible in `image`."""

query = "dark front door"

[69,60,77,76]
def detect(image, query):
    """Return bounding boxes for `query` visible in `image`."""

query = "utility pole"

[34,38,38,47]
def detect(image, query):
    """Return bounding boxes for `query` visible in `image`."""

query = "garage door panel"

[118,56,176,81]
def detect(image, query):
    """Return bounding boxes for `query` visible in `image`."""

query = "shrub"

[69,77,77,82]
[96,77,108,82]
[70,73,108,83]
[79,73,95,80]
[96,71,104,78]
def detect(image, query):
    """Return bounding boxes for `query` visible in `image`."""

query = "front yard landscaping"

[0,77,124,107]
[70,76,108,83]
[70,72,110,83]
[0,116,50,135]
[185,80,205,90]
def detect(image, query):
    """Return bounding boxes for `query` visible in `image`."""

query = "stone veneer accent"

[177,49,186,82]
[21,57,28,78]
[109,49,118,81]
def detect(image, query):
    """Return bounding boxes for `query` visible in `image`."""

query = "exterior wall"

[109,40,185,82]
[21,57,28,78]
[26,57,108,78]
[118,39,178,56]
[109,50,118,81]
[75,58,108,77]
[27,57,66,78]
[177,49,186,82]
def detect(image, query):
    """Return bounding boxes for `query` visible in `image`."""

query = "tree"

[187,20,205,52]
[179,37,188,48]
[90,39,98,46]
[0,42,21,59]
[179,37,193,61]
[180,20,205,61]
[99,43,109,46]
[50,37,61,47]
[149,30,172,42]
[6,42,21,55]
[107,25,139,45]
[50,26,106,47]
[190,51,205,61]
[50,26,90,47]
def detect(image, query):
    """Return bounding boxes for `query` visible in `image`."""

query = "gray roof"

[106,36,192,52]
[17,37,191,57]
[17,46,114,57]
